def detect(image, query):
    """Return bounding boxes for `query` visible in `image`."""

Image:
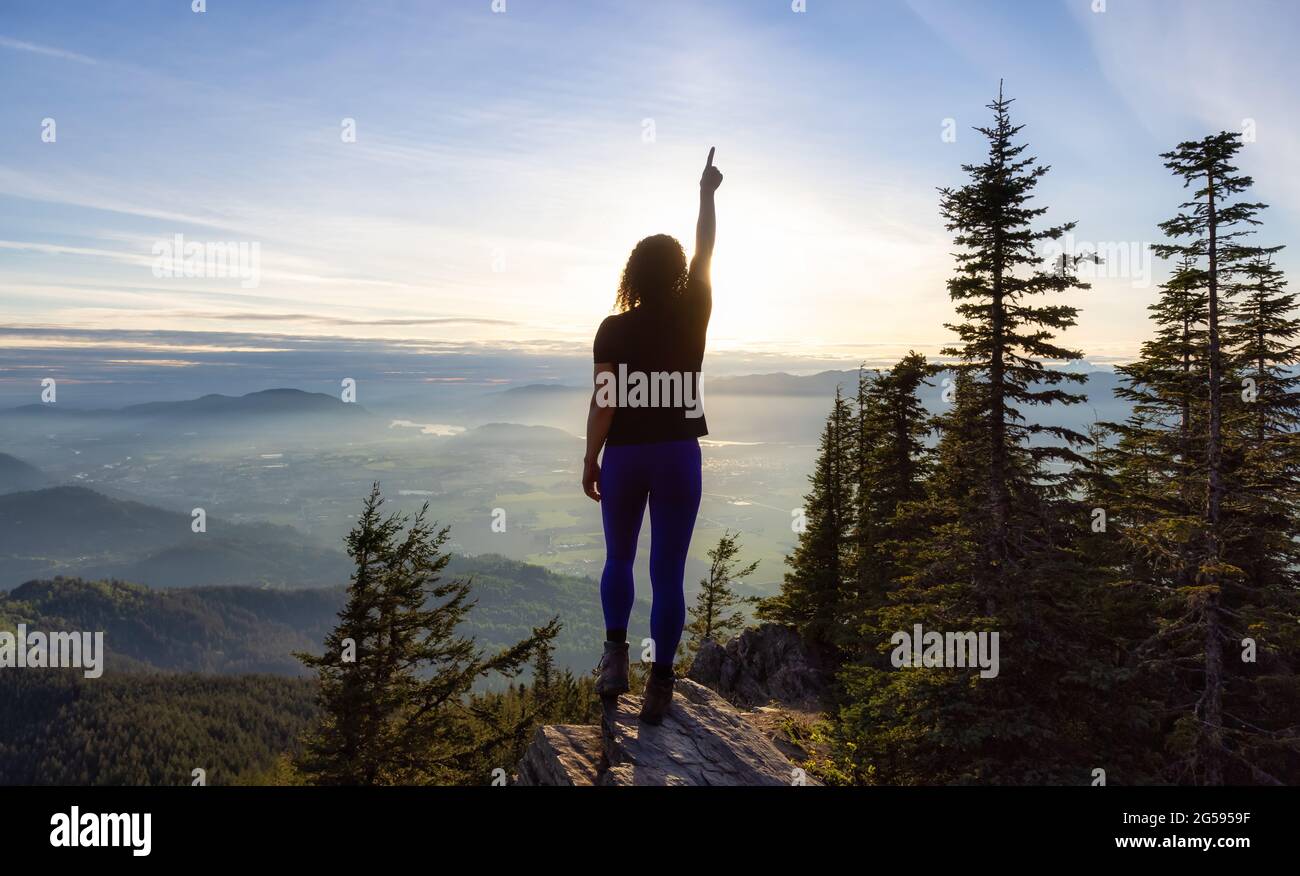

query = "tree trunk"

[1178,311,1194,589]
[1202,168,1225,786]
[987,227,1010,612]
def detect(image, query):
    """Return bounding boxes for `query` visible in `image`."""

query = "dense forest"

[0,670,318,785]
[762,88,1300,785]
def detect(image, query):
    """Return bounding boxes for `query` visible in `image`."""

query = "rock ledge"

[515,678,818,786]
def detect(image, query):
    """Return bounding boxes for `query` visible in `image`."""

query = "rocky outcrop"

[687,623,825,709]
[514,678,818,786]
[515,724,603,786]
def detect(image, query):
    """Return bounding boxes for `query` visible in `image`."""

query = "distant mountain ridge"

[122,388,366,418]
[5,388,369,419]
[0,485,352,589]
[0,453,51,494]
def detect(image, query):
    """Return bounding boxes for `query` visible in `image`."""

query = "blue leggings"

[599,438,702,666]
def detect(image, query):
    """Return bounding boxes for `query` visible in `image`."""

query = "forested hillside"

[0,578,339,675]
[0,555,634,677]
[0,670,318,785]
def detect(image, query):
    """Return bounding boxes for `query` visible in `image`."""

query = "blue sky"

[2,0,1297,382]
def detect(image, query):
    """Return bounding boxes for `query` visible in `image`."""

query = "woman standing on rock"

[582,147,723,724]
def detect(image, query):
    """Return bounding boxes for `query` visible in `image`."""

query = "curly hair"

[615,234,688,312]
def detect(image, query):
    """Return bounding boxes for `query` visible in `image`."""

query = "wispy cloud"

[0,35,96,65]
[165,311,517,327]
[1072,0,1300,219]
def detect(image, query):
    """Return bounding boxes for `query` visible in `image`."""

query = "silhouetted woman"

[583,147,723,724]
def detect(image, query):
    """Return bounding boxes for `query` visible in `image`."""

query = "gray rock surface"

[687,623,825,708]
[515,724,603,786]
[514,678,818,786]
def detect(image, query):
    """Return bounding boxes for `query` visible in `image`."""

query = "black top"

[593,257,711,446]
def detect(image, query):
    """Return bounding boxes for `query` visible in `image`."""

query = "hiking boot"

[594,641,630,699]
[638,674,674,725]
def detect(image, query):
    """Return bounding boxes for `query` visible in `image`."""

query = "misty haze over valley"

[1,338,1133,676]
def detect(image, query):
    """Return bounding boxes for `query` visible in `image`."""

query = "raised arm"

[694,146,723,275]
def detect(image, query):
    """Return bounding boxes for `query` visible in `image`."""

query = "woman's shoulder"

[596,311,628,337]
[594,311,629,360]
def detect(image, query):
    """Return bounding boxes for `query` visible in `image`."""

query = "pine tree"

[683,530,759,661]
[849,364,879,607]
[758,386,854,662]
[849,352,933,615]
[1107,256,1210,592]
[836,372,989,783]
[1228,253,1300,596]
[1148,131,1286,784]
[1218,251,1300,783]
[833,87,1121,784]
[295,484,558,785]
[938,82,1091,575]
[837,352,935,681]
[1230,252,1299,465]
[1095,259,1219,783]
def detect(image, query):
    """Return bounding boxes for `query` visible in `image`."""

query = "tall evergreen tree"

[846,353,934,635]
[1148,132,1285,784]
[295,484,557,785]
[938,82,1091,574]
[1228,253,1300,600]
[759,386,854,661]
[1096,258,1219,783]
[850,364,879,606]
[1220,253,1300,783]
[1229,254,1297,436]
[1107,256,1210,592]
[834,87,1122,784]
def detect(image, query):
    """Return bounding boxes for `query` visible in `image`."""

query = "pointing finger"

[706,146,715,168]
